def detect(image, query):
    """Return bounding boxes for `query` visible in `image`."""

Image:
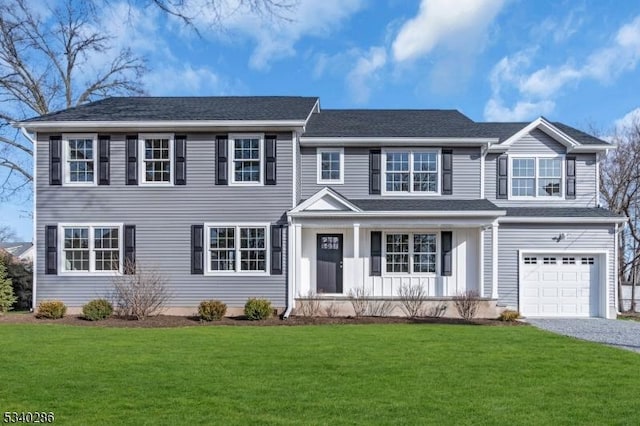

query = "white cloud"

[484,98,554,122]
[144,65,231,95]
[614,107,640,131]
[346,46,387,104]
[484,15,640,121]
[184,0,363,70]
[392,0,505,62]
[532,9,584,44]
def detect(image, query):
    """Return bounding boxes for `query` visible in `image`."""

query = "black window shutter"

[216,135,228,185]
[370,231,382,276]
[442,149,453,195]
[566,156,576,199]
[370,150,381,194]
[45,225,57,275]
[265,135,277,185]
[126,135,138,186]
[49,136,62,186]
[441,231,452,277]
[124,225,136,274]
[271,225,283,275]
[497,155,508,199]
[175,135,187,185]
[191,225,204,275]
[98,135,110,185]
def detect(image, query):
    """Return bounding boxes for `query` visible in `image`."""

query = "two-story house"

[17,96,623,318]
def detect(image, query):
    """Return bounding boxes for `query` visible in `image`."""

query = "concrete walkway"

[527,318,640,353]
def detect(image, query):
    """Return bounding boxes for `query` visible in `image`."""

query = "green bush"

[244,298,273,320]
[36,300,67,319]
[82,299,113,321]
[499,309,521,322]
[198,300,227,321]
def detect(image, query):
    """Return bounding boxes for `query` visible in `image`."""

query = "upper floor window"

[140,133,173,185]
[230,134,263,185]
[317,148,344,184]
[383,150,439,195]
[64,134,96,185]
[60,224,122,273]
[510,156,563,198]
[206,224,269,274]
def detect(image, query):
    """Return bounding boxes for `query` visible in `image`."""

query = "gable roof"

[302,109,478,138]
[22,96,319,122]
[0,242,33,258]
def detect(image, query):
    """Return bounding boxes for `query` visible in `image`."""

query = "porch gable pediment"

[290,187,362,213]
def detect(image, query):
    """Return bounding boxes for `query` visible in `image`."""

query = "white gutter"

[498,216,627,224]
[20,127,37,311]
[299,137,497,147]
[17,119,307,132]
[288,210,506,218]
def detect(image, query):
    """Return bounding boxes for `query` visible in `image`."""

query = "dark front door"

[317,234,343,294]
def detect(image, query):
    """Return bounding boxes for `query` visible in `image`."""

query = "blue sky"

[3,0,640,240]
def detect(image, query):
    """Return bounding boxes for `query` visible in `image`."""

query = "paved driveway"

[527,318,640,353]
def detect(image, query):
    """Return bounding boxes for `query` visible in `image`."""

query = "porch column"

[353,223,361,290]
[479,227,484,297]
[294,223,302,298]
[491,222,499,299]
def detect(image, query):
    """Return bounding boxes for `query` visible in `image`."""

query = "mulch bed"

[0,312,526,328]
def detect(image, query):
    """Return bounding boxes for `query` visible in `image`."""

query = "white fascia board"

[499,216,626,224]
[488,117,581,152]
[289,187,362,213]
[288,210,506,218]
[567,144,616,153]
[299,137,497,147]
[288,217,501,228]
[16,120,307,132]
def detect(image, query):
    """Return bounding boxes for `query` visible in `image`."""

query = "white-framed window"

[384,231,438,274]
[229,134,264,185]
[316,148,344,184]
[139,133,174,185]
[59,224,123,274]
[382,149,440,195]
[510,156,563,198]
[63,134,97,185]
[205,223,269,275]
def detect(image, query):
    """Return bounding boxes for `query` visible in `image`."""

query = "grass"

[1,324,639,425]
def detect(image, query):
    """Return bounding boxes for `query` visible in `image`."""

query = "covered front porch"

[287,188,506,315]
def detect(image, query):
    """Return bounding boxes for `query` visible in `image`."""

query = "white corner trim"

[491,224,498,299]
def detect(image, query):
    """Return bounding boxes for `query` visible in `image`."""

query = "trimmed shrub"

[36,301,67,319]
[499,309,521,322]
[198,300,227,321]
[244,298,272,320]
[82,299,113,321]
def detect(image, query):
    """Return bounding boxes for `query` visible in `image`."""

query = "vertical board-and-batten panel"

[35,132,292,307]
[485,130,597,207]
[299,146,481,200]
[497,224,615,313]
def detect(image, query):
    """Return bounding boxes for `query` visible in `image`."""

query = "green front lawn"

[1,324,638,425]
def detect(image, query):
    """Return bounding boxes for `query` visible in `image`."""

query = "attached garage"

[519,253,606,317]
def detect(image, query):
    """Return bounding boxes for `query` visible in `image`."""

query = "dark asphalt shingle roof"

[302,110,478,138]
[23,96,319,122]
[506,208,622,218]
[351,199,502,212]
[0,242,33,257]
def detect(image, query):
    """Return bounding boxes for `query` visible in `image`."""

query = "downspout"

[19,126,37,312]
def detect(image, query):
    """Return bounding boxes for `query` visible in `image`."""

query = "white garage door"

[520,254,599,317]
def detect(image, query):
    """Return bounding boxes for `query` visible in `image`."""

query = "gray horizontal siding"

[497,224,615,313]
[300,146,481,201]
[506,129,565,154]
[36,132,293,308]
[485,144,597,208]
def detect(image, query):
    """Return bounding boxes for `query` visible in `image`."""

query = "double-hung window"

[317,148,344,184]
[64,134,97,185]
[61,224,122,273]
[207,224,268,274]
[511,156,563,198]
[383,150,439,194]
[230,134,263,185]
[385,232,437,274]
[140,134,173,184]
